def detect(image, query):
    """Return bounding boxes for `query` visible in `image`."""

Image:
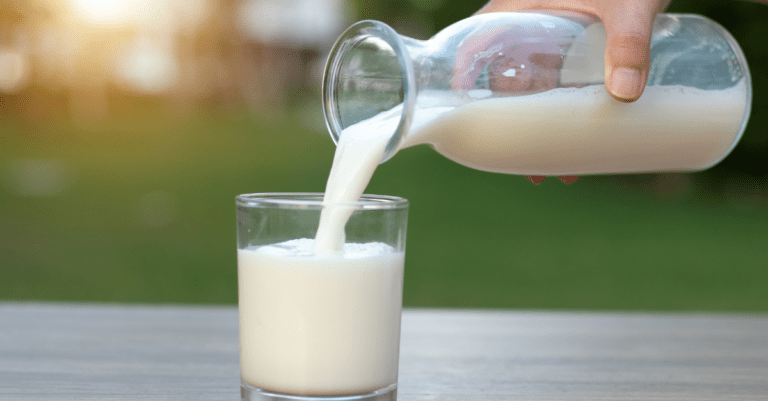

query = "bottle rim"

[322,20,416,163]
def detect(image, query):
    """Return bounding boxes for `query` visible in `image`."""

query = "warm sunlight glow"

[67,0,138,26]
[115,37,179,94]
[0,49,31,93]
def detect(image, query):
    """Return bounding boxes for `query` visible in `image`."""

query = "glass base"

[241,381,397,401]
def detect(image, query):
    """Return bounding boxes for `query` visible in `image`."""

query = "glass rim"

[236,192,409,210]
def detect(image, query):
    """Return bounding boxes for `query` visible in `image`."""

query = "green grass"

[1,108,767,310]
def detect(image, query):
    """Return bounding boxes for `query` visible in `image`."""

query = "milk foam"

[257,238,396,259]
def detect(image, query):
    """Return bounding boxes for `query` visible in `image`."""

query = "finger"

[558,175,579,184]
[527,176,546,185]
[601,2,657,102]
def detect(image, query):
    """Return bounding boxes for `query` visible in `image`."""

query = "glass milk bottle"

[322,11,751,175]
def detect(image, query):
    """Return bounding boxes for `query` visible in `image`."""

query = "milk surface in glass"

[239,239,404,396]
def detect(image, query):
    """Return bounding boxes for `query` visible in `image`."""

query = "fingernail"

[610,67,642,101]
[527,176,546,185]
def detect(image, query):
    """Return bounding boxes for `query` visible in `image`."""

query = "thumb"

[602,4,655,102]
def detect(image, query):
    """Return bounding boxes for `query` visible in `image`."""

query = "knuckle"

[609,32,649,51]
[606,32,650,67]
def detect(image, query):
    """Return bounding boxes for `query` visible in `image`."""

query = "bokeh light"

[67,0,157,27]
[115,36,178,94]
[4,159,73,197]
[0,48,30,93]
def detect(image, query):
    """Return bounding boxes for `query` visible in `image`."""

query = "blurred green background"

[1,0,767,310]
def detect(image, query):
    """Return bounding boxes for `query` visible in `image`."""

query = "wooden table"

[1,303,767,400]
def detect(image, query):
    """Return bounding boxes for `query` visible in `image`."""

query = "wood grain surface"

[1,304,767,400]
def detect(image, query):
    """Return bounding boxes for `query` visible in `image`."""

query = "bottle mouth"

[323,20,416,162]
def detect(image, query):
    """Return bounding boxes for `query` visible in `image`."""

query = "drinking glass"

[236,193,408,401]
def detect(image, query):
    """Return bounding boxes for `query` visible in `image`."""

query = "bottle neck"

[323,20,418,162]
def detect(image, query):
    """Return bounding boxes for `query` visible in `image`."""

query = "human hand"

[477,0,672,102]
[476,0,672,184]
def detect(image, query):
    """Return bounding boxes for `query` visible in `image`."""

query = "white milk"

[238,239,404,396]
[313,105,452,253]
[410,83,749,175]
[313,108,398,253]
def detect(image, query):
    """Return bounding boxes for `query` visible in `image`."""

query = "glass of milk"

[236,193,408,401]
